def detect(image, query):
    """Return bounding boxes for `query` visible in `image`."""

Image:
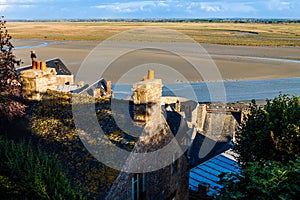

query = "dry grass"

[6,22,300,46]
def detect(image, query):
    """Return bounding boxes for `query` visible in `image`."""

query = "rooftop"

[16,58,72,76]
[189,150,240,196]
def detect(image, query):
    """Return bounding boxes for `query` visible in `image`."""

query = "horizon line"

[6,17,300,22]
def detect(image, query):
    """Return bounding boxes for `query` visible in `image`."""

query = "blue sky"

[0,0,299,20]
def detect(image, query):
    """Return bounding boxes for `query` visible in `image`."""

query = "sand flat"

[14,39,300,84]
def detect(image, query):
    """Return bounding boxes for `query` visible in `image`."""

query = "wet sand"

[13,39,300,84]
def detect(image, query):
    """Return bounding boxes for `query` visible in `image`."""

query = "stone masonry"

[20,68,57,100]
[132,73,162,122]
[106,70,189,199]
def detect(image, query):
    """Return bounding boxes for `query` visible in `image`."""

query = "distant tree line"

[7,18,300,24]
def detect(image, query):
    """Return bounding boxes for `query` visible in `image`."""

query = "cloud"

[19,4,34,8]
[94,1,170,13]
[0,4,9,12]
[186,1,256,13]
[0,0,36,10]
[267,0,291,10]
[0,0,35,3]
[1,0,299,19]
[199,2,221,12]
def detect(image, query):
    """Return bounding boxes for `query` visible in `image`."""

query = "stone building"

[18,58,75,100]
[106,70,190,200]
[20,67,57,100]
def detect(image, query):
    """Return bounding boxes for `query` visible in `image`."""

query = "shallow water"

[113,77,300,102]
[13,41,50,49]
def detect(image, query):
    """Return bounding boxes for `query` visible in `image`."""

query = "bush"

[215,159,300,200]
[235,94,300,166]
[0,137,87,199]
[214,94,300,199]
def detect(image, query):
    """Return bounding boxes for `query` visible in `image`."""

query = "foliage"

[215,94,300,199]
[30,90,120,198]
[235,94,300,166]
[0,136,87,199]
[215,159,300,200]
[0,16,25,128]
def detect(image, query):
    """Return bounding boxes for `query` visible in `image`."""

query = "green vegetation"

[236,94,300,165]
[30,91,120,198]
[215,94,300,199]
[0,137,87,199]
[216,159,300,200]
[0,17,25,131]
[1,20,119,198]
[6,21,300,46]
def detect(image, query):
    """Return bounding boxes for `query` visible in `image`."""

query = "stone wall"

[56,75,74,85]
[133,79,162,104]
[133,79,162,122]
[196,103,250,141]
[20,68,57,100]
[20,65,75,100]
[106,117,189,200]
[197,104,207,131]
[203,112,236,141]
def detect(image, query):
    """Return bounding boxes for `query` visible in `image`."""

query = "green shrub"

[0,137,87,199]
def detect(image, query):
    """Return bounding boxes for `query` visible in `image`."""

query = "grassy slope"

[6,22,300,46]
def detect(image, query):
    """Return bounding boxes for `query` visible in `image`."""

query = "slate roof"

[15,58,72,76]
[188,133,233,168]
[78,78,107,95]
[189,150,240,196]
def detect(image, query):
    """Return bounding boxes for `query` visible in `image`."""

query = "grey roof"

[189,150,240,196]
[78,78,107,95]
[15,58,72,76]
[56,85,80,93]
[45,58,72,75]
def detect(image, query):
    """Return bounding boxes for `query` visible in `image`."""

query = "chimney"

[148,69,155,80]
[41,61,47,70]
[133,70,162,123]
[37,61,41,70]
[106,80,112,97]
[32,61,37,69]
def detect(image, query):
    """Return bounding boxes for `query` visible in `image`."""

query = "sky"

[0,0,299,20]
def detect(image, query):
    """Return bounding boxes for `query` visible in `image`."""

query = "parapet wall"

[196,102,250,141]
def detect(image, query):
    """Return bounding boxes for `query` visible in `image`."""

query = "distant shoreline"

[7,21,300,46]
[7,18,300,23]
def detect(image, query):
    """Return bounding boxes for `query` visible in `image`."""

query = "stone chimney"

[133,70,162,123]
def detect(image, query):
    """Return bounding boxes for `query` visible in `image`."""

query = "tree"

[0,16,25,128]
[235,94,300,166]
[215,159,300,200]
[214,94,300,199]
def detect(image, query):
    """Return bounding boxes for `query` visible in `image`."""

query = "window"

[132,174,139,200]
[171,153,178,175]
[132,174,145,200]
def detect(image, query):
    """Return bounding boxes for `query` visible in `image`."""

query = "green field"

[7,22,300,46]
